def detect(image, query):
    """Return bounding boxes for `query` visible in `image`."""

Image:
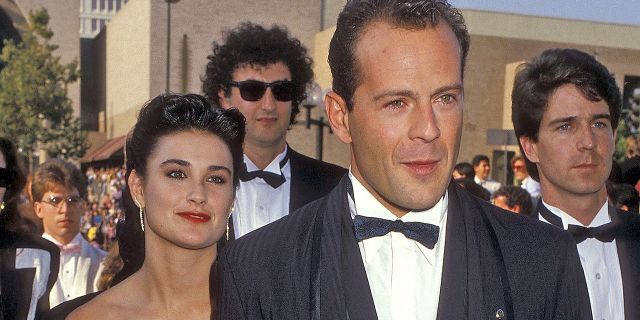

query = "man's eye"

[386,100,405,109]
[168,170,186,179]
[558,124,570,131]
[593,121,608,129]
[436,94,455,104]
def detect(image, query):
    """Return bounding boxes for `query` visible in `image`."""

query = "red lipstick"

[177,212,211,223]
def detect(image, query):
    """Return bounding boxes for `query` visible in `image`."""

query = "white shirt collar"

[541,199,611,229]
[42,232,82,247]
[243,145,289,175]
[347,171,447,264]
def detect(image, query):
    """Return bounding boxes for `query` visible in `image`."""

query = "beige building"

[3,1,639,183]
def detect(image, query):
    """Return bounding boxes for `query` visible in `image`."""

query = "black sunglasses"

[228,80,295,102]
[0,168,15,188]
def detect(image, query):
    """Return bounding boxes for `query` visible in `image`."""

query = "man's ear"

[519,136,539,164]
[128,169,145,208]
[325,91,352,144]
[34,201,45,219]
[218,89,232,109]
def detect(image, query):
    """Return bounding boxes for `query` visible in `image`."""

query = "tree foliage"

[0,8,88,161]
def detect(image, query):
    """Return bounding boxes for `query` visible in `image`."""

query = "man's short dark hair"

[328,0,470,110]
[31,159,86,202]
[472,154,489,167]
[453,162,474,180]
[492,185,533,215]
[202,22,314,125]
[512,48,622,181]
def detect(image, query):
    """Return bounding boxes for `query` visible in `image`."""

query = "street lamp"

[166,0,180,93]
[300,82,331,160]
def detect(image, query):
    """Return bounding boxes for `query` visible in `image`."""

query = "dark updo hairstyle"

[111,93,245,285]
[0,137,28,231]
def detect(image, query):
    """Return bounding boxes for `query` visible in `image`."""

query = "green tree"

[0,8,88,163]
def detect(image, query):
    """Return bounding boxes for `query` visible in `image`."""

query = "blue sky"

[449,0,640,26]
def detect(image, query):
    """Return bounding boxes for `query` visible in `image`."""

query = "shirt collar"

[243,145,289,175]
[347,171,447,263]
[42,232,83,247]
[541,199,611,228]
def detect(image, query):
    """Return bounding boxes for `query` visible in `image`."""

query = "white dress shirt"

[42,233,85,307]
[520,176,540,198]
[348,172,447,320]
[232,147,291,238]
[474,176,501,195]
[539,200,624,320]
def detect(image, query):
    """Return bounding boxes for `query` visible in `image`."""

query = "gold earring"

[0,201,5,213]
[134,198,145,232]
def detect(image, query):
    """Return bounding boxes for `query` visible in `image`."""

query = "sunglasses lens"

[271,82,295,102]
[238,82,267,102]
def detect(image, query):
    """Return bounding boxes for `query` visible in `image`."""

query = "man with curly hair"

[203,23,346,239]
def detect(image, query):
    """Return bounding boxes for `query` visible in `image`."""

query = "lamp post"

[300,82,331,160]
[166,0,180,93]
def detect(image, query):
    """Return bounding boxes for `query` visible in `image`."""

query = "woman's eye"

[168,170,186,179]
[207,175,225,184]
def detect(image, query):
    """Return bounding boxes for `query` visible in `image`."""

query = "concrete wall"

[104,0,151,138]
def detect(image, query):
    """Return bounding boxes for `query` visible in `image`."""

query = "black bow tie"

[537,201,619,244]
[353,215,440,249]
[567,223,618,244]
[239,151,289,189]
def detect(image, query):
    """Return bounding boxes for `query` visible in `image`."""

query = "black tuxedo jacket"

[534,202,640,319]
[226,148,346,240]
[1,227,60,320]
[217,177,593,319]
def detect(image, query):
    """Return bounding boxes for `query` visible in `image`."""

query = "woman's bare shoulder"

[66,281,142,320]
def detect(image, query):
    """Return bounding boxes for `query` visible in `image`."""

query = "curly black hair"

[202,22,314,125]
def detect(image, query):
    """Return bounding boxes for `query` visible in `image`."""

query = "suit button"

[595,273,601,279]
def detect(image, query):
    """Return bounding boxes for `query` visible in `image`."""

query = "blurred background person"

[47,94,245,320]
[512,155,540,198]
[452,162,474,181]
[491,185,533,215]
[0,137,60,320]
[31,159,106,307]
[607,182,639,213]
[472,154,501,194]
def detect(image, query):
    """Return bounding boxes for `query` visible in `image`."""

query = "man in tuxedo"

[217,1,592,319]
[513,48,640,320]
[31,159,106,307]
[203,23,346,239]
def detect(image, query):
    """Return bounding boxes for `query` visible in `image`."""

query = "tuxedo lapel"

[436,183,468,320]
[610,207,640,320]
[288,149,313,212]
[319,177,377,319]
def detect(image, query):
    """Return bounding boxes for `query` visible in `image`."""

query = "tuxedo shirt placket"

[42,233,83,306]
[232,149,291,238]
[348,173,447,320]
[540,200,624,320]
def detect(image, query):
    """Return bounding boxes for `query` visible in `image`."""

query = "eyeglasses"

[41,195,83,209]
[512,165,525,170]
[228,80,295,102]
[0,168,14,188]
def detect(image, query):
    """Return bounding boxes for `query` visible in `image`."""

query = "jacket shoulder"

[289,148,347,180]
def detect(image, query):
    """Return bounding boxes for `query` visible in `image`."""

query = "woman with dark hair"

[55,93,245,320]
[1,137,60,320]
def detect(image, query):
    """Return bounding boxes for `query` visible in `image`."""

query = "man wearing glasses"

[203,23,346,239]
[31,159,106,307]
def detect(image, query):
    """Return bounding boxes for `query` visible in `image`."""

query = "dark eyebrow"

[372,84,463,102]
[160,159,232,175]
[592,113,611,121]
[548,113,611,126]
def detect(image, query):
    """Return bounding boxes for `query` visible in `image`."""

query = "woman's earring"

[0,201,5,214]
[226,206,234,241]
[134,198,145,232]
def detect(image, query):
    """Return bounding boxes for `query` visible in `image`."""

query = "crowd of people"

[1,0,640,319]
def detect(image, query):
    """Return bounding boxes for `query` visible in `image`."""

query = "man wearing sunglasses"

[203,23,346,239]
[31,159,106,307]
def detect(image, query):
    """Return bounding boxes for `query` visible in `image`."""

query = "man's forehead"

[44,184,79,196]
[234,61,290,73]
